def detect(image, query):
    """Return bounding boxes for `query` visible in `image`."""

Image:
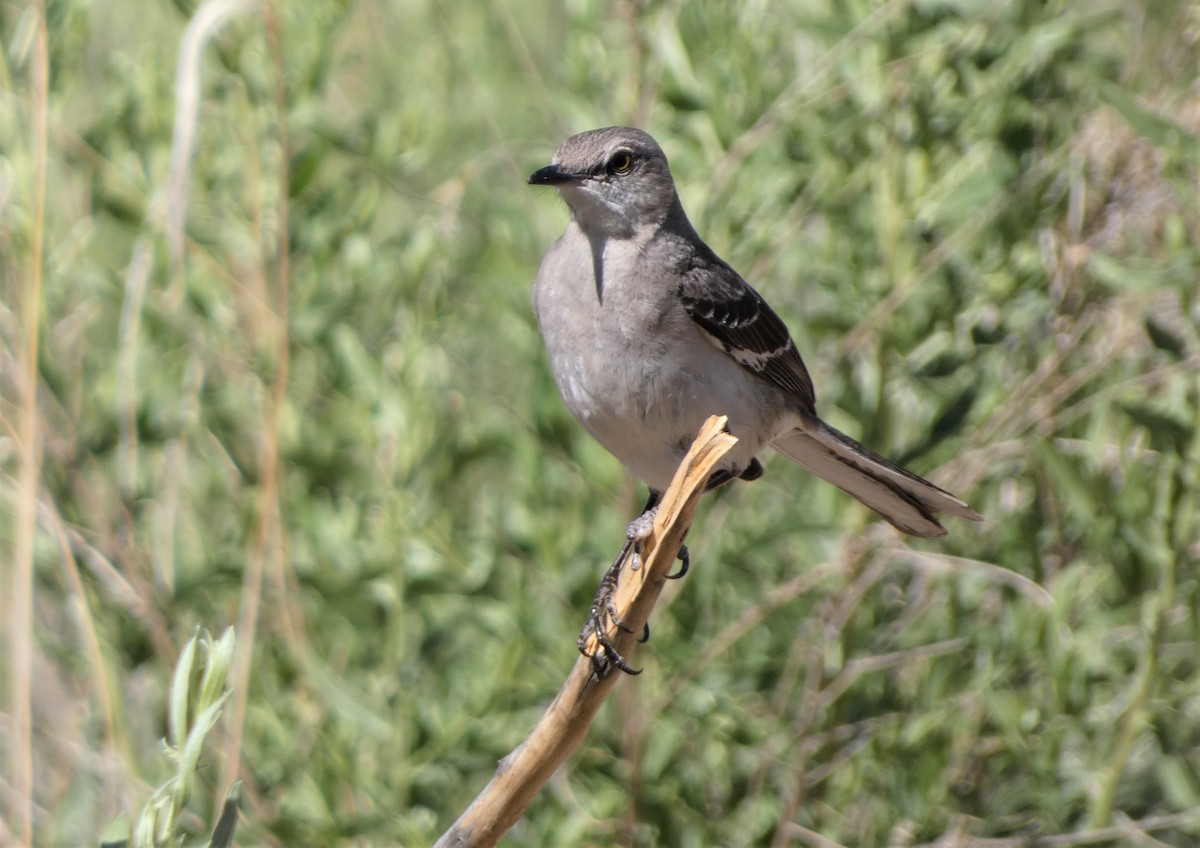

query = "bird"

[527,126,980,541]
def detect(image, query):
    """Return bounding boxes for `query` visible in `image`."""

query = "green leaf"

[1121,403,1191,455]
[1087,253,1179,292]
[1097,82,1200,157]
[169,630,199,752]
[1034,438,1098,519]
[1157,757,1200,810]
[199,627,236,710]
[177,692,231,807]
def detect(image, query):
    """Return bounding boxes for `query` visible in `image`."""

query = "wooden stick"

[434,415,737,848]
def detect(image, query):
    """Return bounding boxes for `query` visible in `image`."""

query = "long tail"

[772,421,981,538]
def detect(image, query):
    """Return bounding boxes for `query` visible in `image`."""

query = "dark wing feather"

[677,249,817,412]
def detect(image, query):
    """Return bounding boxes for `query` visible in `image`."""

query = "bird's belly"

[551,335,773,491]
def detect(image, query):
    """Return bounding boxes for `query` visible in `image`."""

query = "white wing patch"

[694,321,795,374]
[729,341,795,372]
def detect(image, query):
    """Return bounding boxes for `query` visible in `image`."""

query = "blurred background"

[2,0,1199,845]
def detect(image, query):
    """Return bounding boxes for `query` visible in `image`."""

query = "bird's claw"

[578,540,643,676]
[665,545,690,580]
[579,609,643,676]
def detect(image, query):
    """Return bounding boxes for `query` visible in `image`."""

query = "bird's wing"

[677,250,817,412]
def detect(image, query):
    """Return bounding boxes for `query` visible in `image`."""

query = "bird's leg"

[624,490,661,570]
[626,490,662,572]
[630,491,691,578]
[578,538,645,676]
[577,490,663,676]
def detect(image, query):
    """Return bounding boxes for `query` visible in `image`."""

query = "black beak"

[527,164,578,186]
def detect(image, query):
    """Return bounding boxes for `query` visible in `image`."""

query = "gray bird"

[528,127,980,539]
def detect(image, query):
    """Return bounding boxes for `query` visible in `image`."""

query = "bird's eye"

[607,151,634,174]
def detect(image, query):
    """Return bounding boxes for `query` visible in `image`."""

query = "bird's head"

[528,127,680,237]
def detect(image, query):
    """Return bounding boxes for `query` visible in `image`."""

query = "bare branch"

[434,415,737,848]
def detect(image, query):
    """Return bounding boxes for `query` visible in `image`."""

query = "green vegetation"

[3,0,1198,845]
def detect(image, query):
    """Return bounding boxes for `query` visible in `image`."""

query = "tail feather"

[772,422,981,538]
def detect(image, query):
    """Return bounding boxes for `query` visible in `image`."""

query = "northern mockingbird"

[528,126,980,540]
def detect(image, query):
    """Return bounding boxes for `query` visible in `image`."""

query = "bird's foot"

[626,504,690,578]
[576,491,691,676]
[578,540,646,677]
